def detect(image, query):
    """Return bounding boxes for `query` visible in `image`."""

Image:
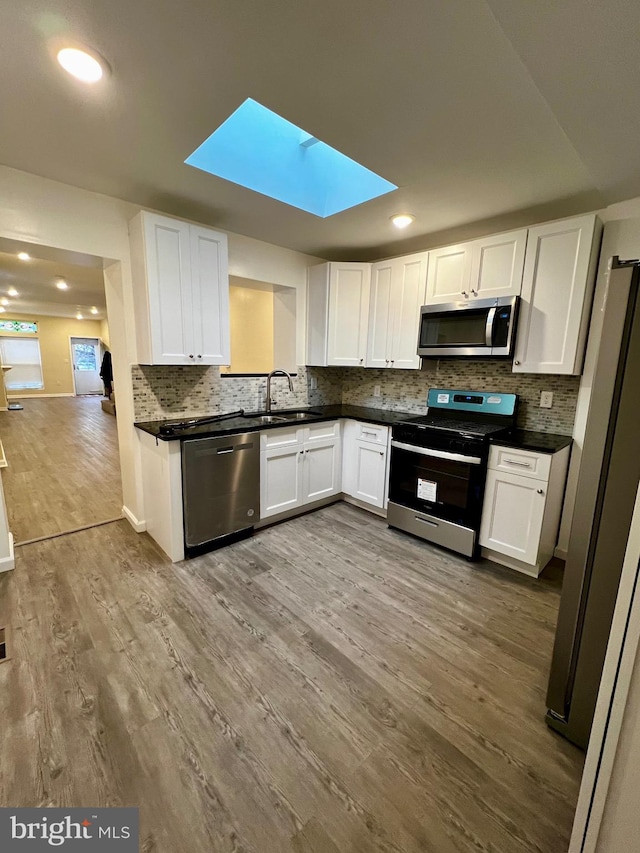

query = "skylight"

[185,98,397,218]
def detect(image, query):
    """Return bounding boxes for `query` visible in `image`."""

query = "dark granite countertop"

[490,429,573,454]
[135,404,415,441]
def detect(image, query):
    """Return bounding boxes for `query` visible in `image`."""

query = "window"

[0,336,44,390]
[72,342,98,371]
[186,98,397,217]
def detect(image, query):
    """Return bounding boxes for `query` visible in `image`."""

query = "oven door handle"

[485,306,497,347]
[391,440,482,465]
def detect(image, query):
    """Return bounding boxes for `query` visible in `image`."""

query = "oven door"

[388,440,486,529]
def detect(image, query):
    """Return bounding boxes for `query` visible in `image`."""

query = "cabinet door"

[424,243,472,304]
[302,439,341,503]
[260,446,304,518]
[143,213,195,364]
[470,230,527,299]
[513,215,599,374]
[352,441,387,508]
[366,261,394,368]
[327,263,371,366]
[389,253,428,369]
[479,469,546,565]
[190,225,230,365]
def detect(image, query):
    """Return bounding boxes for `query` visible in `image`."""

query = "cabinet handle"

[197,354,202,359]
[537,489,545,495]
[390,359,394,364]
[505,459,531,468]
[385,359,389,364]
[359,358,364,364]
[379,451,384,456]
[188,354,195,359]
[299,450,303,455]
[514,360,521,365]
[471,289,477,296]
[462,291,468,297]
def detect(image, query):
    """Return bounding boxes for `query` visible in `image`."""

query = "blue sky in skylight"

[185,98,397,217]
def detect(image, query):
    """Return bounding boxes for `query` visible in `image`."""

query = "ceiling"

[1,0,638,260]
[0,238,106,320]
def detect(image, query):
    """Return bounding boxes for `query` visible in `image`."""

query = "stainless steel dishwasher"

[182,432,260,553]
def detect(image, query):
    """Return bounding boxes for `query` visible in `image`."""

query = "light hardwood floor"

[0,504,583,852]
[0,396,122,542]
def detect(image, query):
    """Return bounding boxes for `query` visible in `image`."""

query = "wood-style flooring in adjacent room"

[0,396,122,542]
[0,503,583,852]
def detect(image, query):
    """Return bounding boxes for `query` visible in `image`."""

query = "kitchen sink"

[281,410,322,420]
[245,410,322,424]
[252,415,288,423]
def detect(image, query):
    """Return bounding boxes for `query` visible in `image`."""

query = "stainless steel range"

[387,389,518,558]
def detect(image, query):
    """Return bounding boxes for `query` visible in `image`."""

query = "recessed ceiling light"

[0,298,8,306]
[17,252,30,261]
[76,312,83,320]
[56,279,69,290]
[57,47,106,84]
[8,288,18,297]
[390,214,415,230]
[90,306,98,315]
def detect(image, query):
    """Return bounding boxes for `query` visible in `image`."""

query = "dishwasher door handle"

[217,446,236,454]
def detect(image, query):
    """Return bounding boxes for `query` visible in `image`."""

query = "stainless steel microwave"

[417,295,520,358]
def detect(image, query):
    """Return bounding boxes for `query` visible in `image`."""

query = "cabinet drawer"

[260,426,302,450]
[303,420,341,443]
[488,446,551,481]
[356,422,389,445]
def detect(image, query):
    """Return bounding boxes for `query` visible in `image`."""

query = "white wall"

[0,164,318,528]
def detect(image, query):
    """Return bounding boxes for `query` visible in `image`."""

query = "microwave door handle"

[485,306,497,347]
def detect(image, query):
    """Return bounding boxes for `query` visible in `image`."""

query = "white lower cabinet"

[303,440,342,503]
[342,420,390,510]
[480,444,570,577]
[261,445,305,517]
[260,422,341,520]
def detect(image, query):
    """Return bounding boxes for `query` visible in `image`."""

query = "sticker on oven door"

[437,393,449,404]
[417,478,437,502]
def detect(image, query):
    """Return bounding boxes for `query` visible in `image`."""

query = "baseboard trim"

[554,546,568,561]
[7,393,75,399]
[342,494,387,518]
[0,533,15,573]
[122,505,146,533]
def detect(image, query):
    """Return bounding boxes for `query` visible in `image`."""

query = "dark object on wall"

[100,350,113,397]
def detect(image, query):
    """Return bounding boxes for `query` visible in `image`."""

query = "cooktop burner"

[399,415,510,437]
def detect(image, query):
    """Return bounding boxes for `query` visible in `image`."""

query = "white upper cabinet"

[513,214,601,375]
[306,262,371,367]
[189,225,230,364]
[366,253,428,370]
[425,243,472,304]
[470,230,527,300]
[425,230,526,305]
[366,261,394,369]
[130,211,230,365]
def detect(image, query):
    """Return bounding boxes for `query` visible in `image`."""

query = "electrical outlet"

[373,384,381,398]
[309,375,318,391]
[540,391,553,409]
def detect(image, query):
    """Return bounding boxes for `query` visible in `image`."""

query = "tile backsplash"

[341,361,580,434]
[132,365,343,422]
[133,360,580,435]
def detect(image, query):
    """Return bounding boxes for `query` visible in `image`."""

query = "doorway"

[70,336,103,395]
[0,237,122,545]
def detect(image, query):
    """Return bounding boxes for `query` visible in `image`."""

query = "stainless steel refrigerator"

[546,256,640,749]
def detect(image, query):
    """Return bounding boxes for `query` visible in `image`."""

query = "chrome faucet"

[265,369,294,412]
